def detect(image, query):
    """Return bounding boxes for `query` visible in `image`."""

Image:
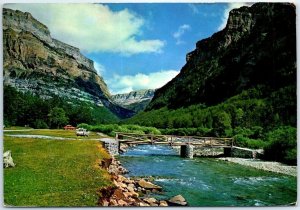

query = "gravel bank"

[218,157,297,177]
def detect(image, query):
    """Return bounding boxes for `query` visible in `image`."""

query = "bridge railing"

[115,132,234,147]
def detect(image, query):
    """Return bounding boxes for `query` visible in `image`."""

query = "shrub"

[233,127,253,137]
[212,111,232,137]
[77,123,161,137]
[196,127,213,136]
[263,126,297,165]
[33,119,49,129]
[234,135,266,149]
[77,123,91,130]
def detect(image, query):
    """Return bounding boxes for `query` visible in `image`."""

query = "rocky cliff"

[112,89,155,112]
[3,8,134,118]
[146,3,296,110]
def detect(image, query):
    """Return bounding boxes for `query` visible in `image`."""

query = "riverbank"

[100,156,186,206]
[4,136,112,206]
[218,157,297,177]
[116,144,297,206]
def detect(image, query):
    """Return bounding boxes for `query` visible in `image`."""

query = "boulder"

[117,199,128,206]
[124,179,134,184]
[130,191,139,198]
[143,197,157,204]
[138,179,162,190]
[139,202,150,207]
[111,189,126,200]
[168,195,187,206]
[3,150,15,168]
[102,200,109,206]
[109,199,118,206]
[128,183,135,188]
[159,200,168,207]
[117,175,126,182]
[127,186,135,193]
[150,203,159,207]
[123,192,131,198]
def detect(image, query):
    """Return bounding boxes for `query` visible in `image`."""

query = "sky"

[4,3,250,94]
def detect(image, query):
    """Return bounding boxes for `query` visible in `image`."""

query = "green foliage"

[233,126,264,139]
[264,126,297,165]
[212,111,232,137]
[77,123,161,137]
[234,135,267,149]
[4,85,119,129]
[126,86,295,138]
[160,127,213,136]
[48,107,68,129]
[33,119,49,129]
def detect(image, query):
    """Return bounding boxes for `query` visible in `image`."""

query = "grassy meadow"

[3,131,113,207]
[4,128,102,139]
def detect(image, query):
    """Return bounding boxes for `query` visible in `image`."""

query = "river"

[118,144,297,207]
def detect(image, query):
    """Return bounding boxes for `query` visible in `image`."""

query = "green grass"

[4,129,105,139]
[4,126,33,130]
[4,136,113,207]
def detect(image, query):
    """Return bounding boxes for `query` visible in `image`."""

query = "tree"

[212,111,232,137]
[48,107,68,128]
[264,126,296,165]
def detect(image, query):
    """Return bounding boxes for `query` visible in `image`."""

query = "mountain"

[112,89,155,112]
[3,8,134,119]
[146,3,296,111]
[127,3,296,138]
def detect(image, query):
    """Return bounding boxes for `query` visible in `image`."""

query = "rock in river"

[138,179,162,190]
[168,194,187,206]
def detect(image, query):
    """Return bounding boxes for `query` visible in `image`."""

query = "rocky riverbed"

[218,157,297,177]
[99,156,187,206]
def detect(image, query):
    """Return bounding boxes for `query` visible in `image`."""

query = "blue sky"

[5,3,250,94]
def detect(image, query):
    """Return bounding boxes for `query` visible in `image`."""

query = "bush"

[196,127,213,136]
[234,135,266,149]
[160,127,213,136]
[233,127,253,137]
[233,126,264,139]
[77,123,91,130]
[33,119,49,129]
[77,123,161,137]
[263,126,297,165]
[212,111,232,137]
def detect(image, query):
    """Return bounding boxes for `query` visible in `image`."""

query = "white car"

[76,128,90,137]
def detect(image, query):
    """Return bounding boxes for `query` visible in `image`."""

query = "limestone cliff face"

[3,8,134,118]
[112,89,155,112]
[147,3,296,110]
[112,89,155,106]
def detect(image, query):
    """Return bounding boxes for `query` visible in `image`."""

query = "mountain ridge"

[112,89,155,112]
[146,3,296,110]
[3,8,135,119]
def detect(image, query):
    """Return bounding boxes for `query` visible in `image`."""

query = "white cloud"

[173,24,191,45]
[94,62,105,76]
[218,3,252,31]
[107,70,179,94]
[5,3,165,55]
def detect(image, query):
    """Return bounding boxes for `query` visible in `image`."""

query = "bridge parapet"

[115,132,234,158]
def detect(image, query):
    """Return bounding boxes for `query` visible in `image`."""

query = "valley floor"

[218,157,297,177]
[3,129,113,207]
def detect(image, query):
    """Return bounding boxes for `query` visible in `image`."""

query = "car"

[76,128,89,137]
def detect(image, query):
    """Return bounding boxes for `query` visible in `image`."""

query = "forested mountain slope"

[146,3,296,110]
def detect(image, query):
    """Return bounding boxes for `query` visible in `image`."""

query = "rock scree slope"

[112,89,155,112]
